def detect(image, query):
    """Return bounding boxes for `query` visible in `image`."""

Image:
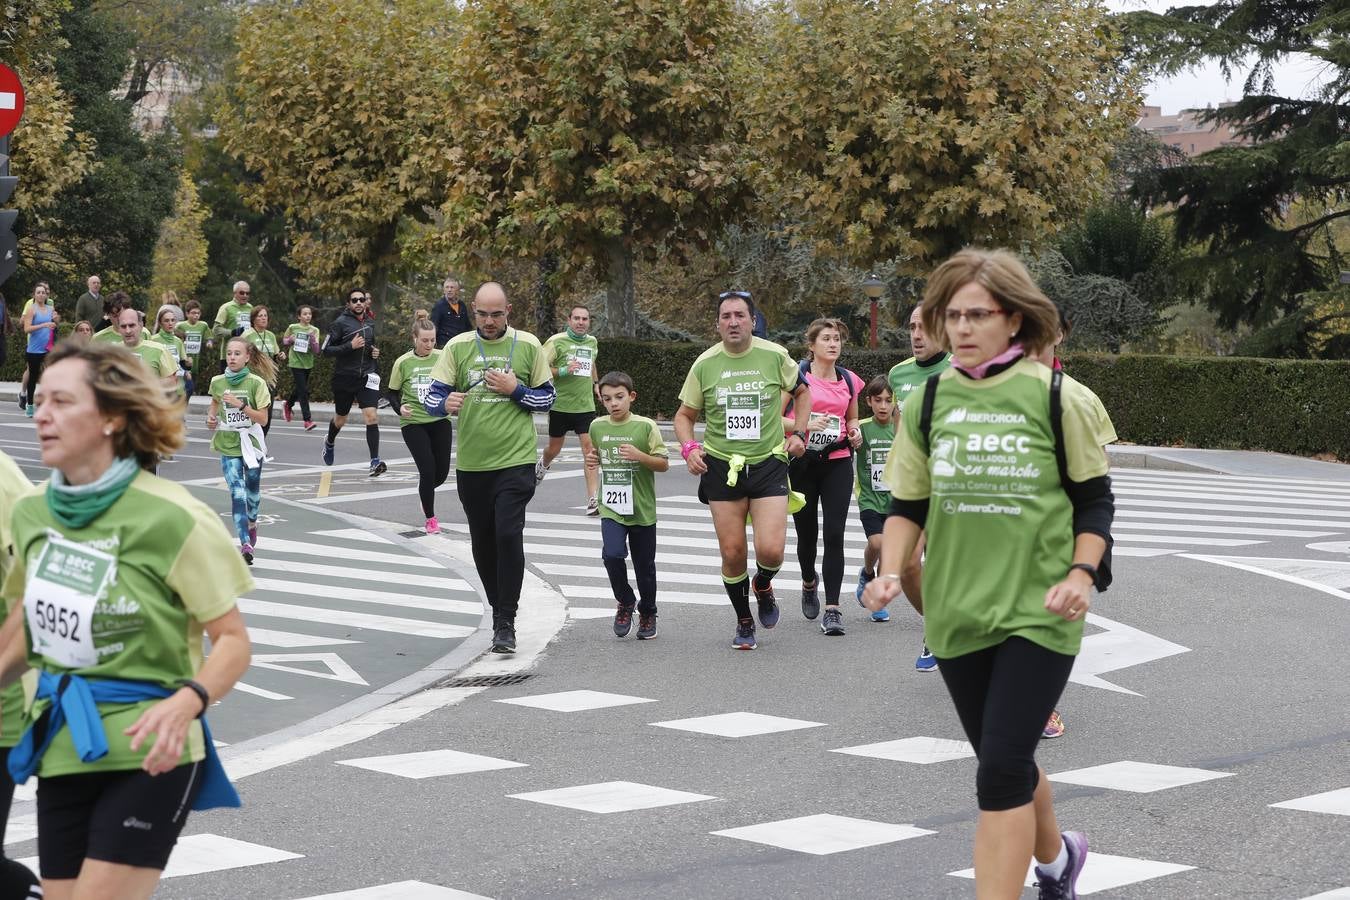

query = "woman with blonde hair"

[0,341,252,900]
[865,248,1114,900]
[208,337,276,563]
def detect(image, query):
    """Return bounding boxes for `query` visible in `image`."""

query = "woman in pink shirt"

[783,318,864,635]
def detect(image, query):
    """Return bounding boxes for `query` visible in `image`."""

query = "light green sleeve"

[165,508,255,624]
[389,353,407,391]
[528,338,553,388]
[430,343,456,387]
[778,350,799,392]
[677,365,704,410]
[647,420,668,457]
[1060,379,1111,482]
[885,389,930,501]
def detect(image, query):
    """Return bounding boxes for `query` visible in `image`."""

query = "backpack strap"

[1049,368,1069,489]
[918,372,941,453]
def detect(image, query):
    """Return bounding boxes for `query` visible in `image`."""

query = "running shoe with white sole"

[636,611,658,640]
[915,644,937,671]
[425,516,439,535]
[534,460,547,484]
[1034,831,1088,899]
[855,568,873,605]
[732,617,757,650]
[491,624,516,654]
[322,441,335,466]
[369,458,387,477]
[820,607,845,636]
[240,543,254,566]
[870,607,891,623]
[585,495,599,516]
[1042,710,1066,739]
[613,603,635,638]
[753,583,780,628]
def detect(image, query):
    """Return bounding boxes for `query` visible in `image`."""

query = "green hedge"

[595,340,1350,461]
[7,333,1349,459]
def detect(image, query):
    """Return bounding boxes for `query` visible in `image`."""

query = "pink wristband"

[681,440,701,461]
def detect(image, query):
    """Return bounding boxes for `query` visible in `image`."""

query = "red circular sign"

[0,64,26,139]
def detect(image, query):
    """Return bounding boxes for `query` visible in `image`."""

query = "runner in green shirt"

[207,337,276,563]
[423,281,555,654]
[212,281,254,372]
[536,306,601,514]
[281,305,321,429]
[0,450,41,899]
[863,249,1113,899]
[116,307,178,393]
[151,306,190,397]
[241,306,284,436]
[176,300,212,390]
[585,371,669,640]
[0,341,252,895]
[851,376,896,623]
[672,290,811,650]
[885,302,954,671]
[387,319,449,533]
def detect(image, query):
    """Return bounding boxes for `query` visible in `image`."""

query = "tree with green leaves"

[94,0,239,105]
[150,170,208,302]
[223,0,456,305]
[742,0,1139,274]
[427,0,753,336]
[1122,0,1348,340]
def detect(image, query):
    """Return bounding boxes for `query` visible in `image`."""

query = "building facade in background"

[1136,103,1251,157]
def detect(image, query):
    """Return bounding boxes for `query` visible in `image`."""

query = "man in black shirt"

[321,288,386,475]
[430,277,470,348]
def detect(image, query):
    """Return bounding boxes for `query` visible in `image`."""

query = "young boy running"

[854,376,897,623]
[585,371,669,640]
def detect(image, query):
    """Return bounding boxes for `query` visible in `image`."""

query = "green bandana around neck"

[224,367,249,387]
[47,456,141,529]
[566,327,587,342]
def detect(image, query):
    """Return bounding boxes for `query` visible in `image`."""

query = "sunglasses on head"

[718,290,752,301]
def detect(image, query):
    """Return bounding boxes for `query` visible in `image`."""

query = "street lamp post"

[862,273,885,349]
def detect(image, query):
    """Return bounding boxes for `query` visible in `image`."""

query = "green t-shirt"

[855,416,896,514]
[2,470,253,776]
[0,452,34,748]
[543,332,599,414]
[886,358,1109,659]
[92,326,150,345]
[209,372,271,456]
[1063,371,1117,446]
[390,349,445,426]
[430,327,552,472]
[677,337,800,464]
[587,414,668,527]
[177,321,211,361]
[887,352,952,412]
[129,341,176,379]
[285,323,321,370]
[150,331,186,364]
[214,301,254,358]
[241,327,280,357]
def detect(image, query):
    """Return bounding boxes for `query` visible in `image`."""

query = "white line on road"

[251,576,481,615]
[248,556,471,592]
[237,598,475,638]
[256,537,443,568]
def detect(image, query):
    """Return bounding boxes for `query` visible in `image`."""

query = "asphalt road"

[3,398,1349,898]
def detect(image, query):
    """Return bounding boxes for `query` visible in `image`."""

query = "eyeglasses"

[945,308,1007,325]
[718,290,752,301]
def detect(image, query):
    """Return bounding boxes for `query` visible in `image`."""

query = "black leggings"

[24,352,46,402]
[288,368,312,422]
[936,636,1075,811]
[790,454,854,604]
[401,419,452,517]
[456,464,536,624]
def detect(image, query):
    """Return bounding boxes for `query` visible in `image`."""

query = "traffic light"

[0,152,15,289]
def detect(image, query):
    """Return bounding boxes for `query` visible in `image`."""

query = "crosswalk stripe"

[246,627,360,648]
[249,557,472,593]
[257,537,442,568]
[250,577,481,615]
[1111,522,1333,538]
[238,598,476,639]
[560,585,726,606]
[1115,486,1350,508]
[1117,498,1350,518]
[528,542,860,572]
[1110,534,1261,547]
[1115,508,1350,529]
[1111,467,1350,493]
[311,528,395,544]
[1110,476,1350,502]
[233,681,294,700]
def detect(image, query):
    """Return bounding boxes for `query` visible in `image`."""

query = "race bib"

[366,372,380,391]
[412,374,433,404]
[25,535,115,669]
[572,347,593,378]
[807,413,842,451]
[221,404,251,431]
[870,447,889,492]
[235,312,250,329]
[183,331,202,355]
[725,393,761,441]
[602,468,634,516]
[293,332,310,354]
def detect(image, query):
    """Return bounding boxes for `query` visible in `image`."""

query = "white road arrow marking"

[251,652,368,686]
[1069,613,1190,696]
[1182,554,1350,598]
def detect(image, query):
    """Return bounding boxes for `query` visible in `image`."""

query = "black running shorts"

[699,454,789,503]
[548,410,596,438]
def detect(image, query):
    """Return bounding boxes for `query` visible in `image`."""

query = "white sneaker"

[586,496,599,516]
[534,460,547,484]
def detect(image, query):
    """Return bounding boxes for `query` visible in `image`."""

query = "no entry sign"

[0,65,25,139]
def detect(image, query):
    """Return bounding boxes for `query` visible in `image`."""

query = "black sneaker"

[801,581,820,620]
[369,458,387,477]
[754,584,780,628]
[636,611,658,640]
[613,603,635,638]
[16,392,25,410]
[491,624,516,653]
[820,607,845,636]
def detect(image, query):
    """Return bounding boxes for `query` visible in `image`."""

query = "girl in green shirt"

[864,248,1113,899]
[207,338,277,563]
[240,306,284,436]
[386,318,449,533]
[151,306,189,397]
[282,305,321,429]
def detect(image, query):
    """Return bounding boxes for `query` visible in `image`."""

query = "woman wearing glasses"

[865,248,1113,900]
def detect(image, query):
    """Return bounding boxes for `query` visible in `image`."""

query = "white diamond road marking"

[18,834,302,879]
[831,737,975,764]
[293,881,491,899]
[1270,787,1350,816]
[252,652,369,686]
[950,851,1195,894]
[337,749,527,779]
[713,813,935,855]
[1049,761,1233,793]
[651,712,826,738]
[1070,613,1190,696]
[495,690,656,713]
[509,781,715,814]
[1302,890,1350,899]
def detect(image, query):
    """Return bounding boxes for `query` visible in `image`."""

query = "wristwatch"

[791,430,806,443]
[1068,562,1098,580]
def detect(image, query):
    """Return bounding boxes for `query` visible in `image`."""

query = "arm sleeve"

[888,496,929,529]
[423,350,456,417]
[166,513,255,624]
[1065,475,1114,540]
[510,381,556,412]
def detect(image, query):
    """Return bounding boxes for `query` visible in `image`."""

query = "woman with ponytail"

[207,337,276,564]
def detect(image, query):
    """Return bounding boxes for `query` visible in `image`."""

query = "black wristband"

[1069,562,1098,580]
[178,679,210,718]
[792,430,806,443]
